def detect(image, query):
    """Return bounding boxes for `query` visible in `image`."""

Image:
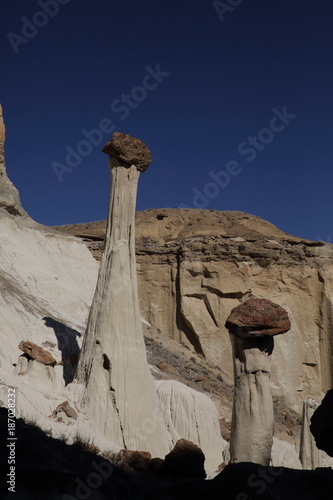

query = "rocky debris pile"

[111,439,206,479]
[225,298,291,465]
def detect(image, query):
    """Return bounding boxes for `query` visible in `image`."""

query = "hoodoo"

[225,297,291,465]
[76,132,169,456]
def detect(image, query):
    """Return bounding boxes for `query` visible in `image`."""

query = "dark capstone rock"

[225,297,291,338]
[102,132,152,172]
[310,389,333,457]
[18,340,57,366]
[164,438,206,479]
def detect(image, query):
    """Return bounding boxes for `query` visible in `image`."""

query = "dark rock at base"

[164,438,206,479]
[310,389,333,457]
[1,409,333,499]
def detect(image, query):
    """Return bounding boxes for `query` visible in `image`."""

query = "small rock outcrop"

[225,297,291,466]
[18,341,57,366]
[112,449,151,475]
[310,389,333,457]
[0,104,28,217]
[76,132,169,456]
[49,401,77,421]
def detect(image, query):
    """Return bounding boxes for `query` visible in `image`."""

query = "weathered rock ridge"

[55,208,333,411]
[0,104,28,217]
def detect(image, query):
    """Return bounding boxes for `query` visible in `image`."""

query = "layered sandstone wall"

[134,209,333,411]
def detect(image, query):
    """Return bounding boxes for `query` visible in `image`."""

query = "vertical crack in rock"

[225,297,291,466]
[175,248,205,355]
[76,132,168,456]
[0,104,28,217]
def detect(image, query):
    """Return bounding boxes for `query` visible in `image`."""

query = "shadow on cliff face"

[1,408,333,499]
[43,317,81,385]
[310,389,333,457]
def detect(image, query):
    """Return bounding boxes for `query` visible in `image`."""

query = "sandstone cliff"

[0,105,28,217]
[55,208,333,413]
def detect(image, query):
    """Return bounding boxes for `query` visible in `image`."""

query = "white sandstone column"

[76,133,169,457]
[225,297,291,466]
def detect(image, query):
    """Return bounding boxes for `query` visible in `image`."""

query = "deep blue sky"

[1,0,333,241]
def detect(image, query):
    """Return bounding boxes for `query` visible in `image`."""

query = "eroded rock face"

[156,379,228,475]
[19,341,57,366]
[57,208,333,411]
[0,104,28,217]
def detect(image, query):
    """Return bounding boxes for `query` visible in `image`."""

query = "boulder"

[18,341,56,366]
[225,297,291,338]
[102,131,152,172]
[164,438,206,479]
[49,401,77,420]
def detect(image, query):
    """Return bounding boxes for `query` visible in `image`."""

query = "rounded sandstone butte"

[102,132,152,172]
[225,297,291,338]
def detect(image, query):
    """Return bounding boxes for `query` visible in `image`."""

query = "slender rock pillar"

[300,399,321,469]
[225,298,291,465]
[0,104,28,216]
[76,132,169,456]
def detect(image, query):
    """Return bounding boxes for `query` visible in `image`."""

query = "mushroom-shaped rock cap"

[102,132,152,172]
[225,297,291,338]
